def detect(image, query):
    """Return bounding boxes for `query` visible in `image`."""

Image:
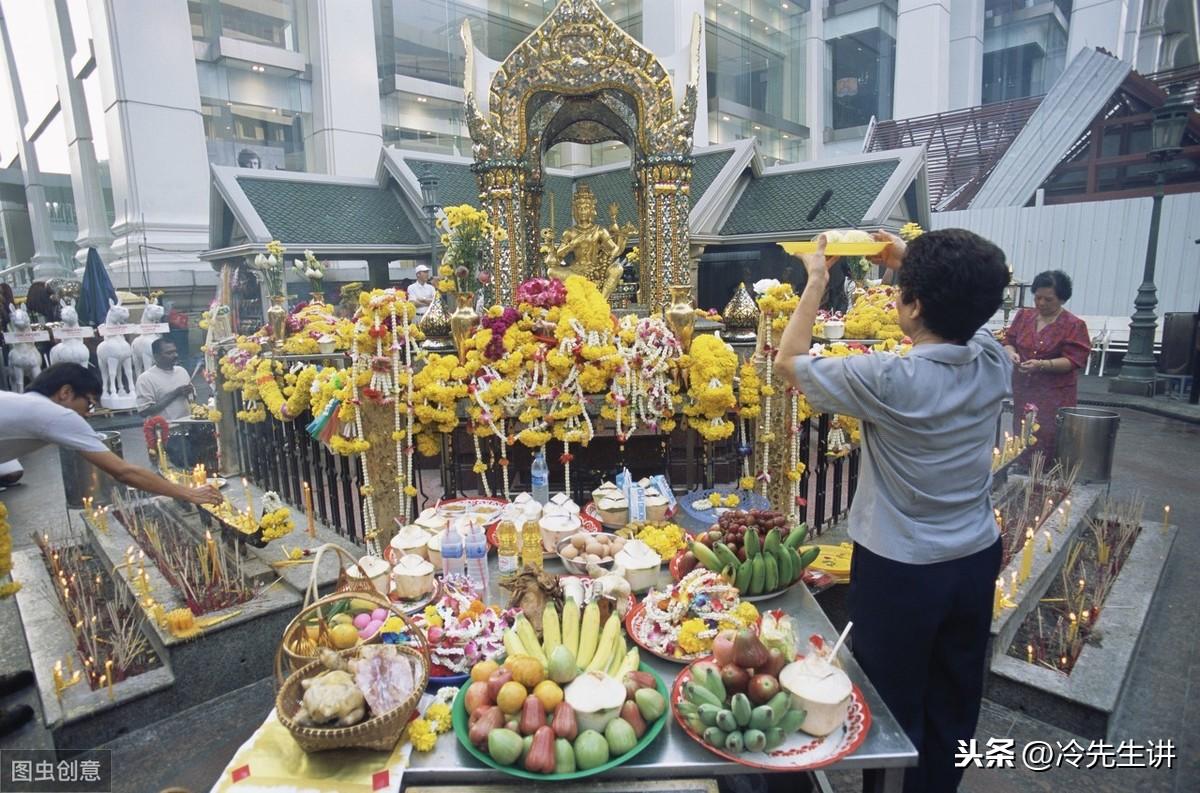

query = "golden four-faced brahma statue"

[541,184,636,299]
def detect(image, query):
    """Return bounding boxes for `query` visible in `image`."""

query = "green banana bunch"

[681,670,807,754]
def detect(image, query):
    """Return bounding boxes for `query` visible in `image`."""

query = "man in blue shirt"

[776,229,1011,793]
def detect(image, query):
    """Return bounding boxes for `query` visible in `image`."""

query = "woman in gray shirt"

[775,229,1011,793]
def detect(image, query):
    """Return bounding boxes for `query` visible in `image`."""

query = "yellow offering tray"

[779,241,888,256]
[805,542,853,584]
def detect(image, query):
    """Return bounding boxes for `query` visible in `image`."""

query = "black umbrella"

[77,247,117,327]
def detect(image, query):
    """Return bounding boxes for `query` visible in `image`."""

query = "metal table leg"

[875,767,904,793]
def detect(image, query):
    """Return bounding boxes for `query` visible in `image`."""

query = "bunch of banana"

[501,599,640,679]
[676,665,807,754]
[690,527,820,596]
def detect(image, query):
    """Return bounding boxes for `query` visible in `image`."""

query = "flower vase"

[267,295,288,350]
[449,291,479,362]
[665,285,696,354]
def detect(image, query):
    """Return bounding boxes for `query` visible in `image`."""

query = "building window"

[829,28,893,129]
[202,100,309,171]
[189,1,210,40]
[374,0,641,90]
[219,0,297,50]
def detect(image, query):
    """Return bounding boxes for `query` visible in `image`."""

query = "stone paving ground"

[0,377,1196,792]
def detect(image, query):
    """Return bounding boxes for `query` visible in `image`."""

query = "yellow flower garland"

[0,502,20,599]
[259,507,294,541]
[683,335,738,441]
[737,361,762,419]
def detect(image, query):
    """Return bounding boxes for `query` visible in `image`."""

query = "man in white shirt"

[0,364,220,505]
[135,338,193,421]
[407,264,437,317]
[0,363,220,737]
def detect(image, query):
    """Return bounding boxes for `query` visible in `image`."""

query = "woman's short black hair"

[896,229,1010,344]
[28,363,103,400]
[1031,270,1072,301]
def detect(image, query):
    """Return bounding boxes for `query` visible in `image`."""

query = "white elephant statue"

[49,299,92,367]
[131,299,166,379]
[96,298,135,408]
[6,304,43,392]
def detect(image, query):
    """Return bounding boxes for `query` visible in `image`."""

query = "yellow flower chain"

[0,502,21,599]
[683,335,738,442]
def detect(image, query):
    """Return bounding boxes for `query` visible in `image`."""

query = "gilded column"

[475,162,526,305]
[638,158,693,313]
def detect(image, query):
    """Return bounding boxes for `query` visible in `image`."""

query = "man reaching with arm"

[2,363,221,506]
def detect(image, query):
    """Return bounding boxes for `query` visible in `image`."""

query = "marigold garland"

[682,335,738,441]
[0,502,20,599]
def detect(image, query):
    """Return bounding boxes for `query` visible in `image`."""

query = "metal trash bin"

[60,430,123,508]
[1055,407,1120,484]
[166,419,219,471]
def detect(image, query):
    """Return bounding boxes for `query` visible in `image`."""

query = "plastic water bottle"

[531,451,550,505]
[441,520,465,581]
[465,521,489,594]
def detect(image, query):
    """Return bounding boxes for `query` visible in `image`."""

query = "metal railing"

[228,386,863,543]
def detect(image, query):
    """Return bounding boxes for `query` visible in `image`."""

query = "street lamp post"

[417,163,457,496]
[418,163,441,274]
[1110,89,1192,396]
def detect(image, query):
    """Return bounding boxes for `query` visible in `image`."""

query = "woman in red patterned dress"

[1003,270,1091,459]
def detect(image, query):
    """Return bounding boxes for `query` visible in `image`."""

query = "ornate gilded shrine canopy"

[460,0,703,310]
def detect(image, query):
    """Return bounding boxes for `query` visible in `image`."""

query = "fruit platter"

[625,569,762,663]
[778,230,889,257]
[671,614,872,770]
[675,510,820,601]
[454,597,670,779]
[677,487,769,533]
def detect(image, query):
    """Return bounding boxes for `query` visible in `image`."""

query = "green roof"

[238,177,422,245]
[720,160,900,236]
[405,148,734,233]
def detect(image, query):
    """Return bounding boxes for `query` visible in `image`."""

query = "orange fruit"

[496,680,528,714]
[329,623,359,650]
[532,680,563,713]
[471,660,499,684]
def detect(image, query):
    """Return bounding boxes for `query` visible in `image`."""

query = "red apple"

[712,630,738,666]
[719,662,750,696]
[747,674,781,705]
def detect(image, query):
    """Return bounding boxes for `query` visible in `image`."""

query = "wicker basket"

[277,589,394,682]
[275,627,429,753]
[277,543,391,677]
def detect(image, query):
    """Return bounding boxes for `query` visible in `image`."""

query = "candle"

[206,530,220,582]
[99,674,111,701]
[1009,570,1019,599]
[53,661,64,696]
[994,578,1003,616]
[105,660,114,699]
[1163,505,1170,532]
[1019,529,1034,583]
[242,478,253,518]
[302,481,316,538]
[1026,644,1034,664]
[1061,499,1071,532]
[1068,612,1078,643]
[1043,530,1052,553]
